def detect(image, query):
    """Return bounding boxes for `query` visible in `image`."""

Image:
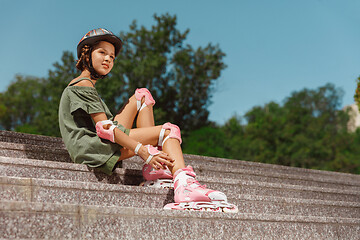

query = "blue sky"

[1,0,360,124]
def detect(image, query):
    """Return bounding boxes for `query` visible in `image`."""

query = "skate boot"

[140,164,174,189]
[163,166,238,213]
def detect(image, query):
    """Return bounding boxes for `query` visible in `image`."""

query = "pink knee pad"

[96,120,116,143]
[135,88,155,112]
[158,122,182,147]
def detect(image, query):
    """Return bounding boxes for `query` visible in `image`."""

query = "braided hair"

[75,44,106,80]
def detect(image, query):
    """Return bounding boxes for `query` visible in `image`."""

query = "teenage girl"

[58,28,237,212]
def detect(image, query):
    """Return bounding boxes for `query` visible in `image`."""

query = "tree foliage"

[1,14,358,174]
[98,13,226,132]
[0,52,78,136]
[0,75,44,133]
[37,51,78,136]
[182,125,228,158]
[184,83,359,174]
[0,14,226,136]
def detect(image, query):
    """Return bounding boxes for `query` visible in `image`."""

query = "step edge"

[1,155,359,188]
[2,175,360,207]
[1,200,359,224]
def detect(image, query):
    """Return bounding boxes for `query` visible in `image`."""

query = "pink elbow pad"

[96,120,116,143]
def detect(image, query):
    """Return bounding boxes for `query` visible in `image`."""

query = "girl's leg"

[117,125,185,174]
[162,138,185,173]
[136,101,155,128]
[113,94,154,129]
[113,93,185,173]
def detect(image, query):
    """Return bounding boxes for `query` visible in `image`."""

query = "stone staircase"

[0,130,359,239]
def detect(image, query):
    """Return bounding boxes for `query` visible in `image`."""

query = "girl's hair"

[76,45,91,71]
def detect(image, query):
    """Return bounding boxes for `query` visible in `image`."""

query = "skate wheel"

[163,203,180,210]
[222,205,239,213]
[164,202,238,213]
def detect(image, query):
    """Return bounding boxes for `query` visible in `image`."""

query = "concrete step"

[1,175,359,218]
[2,157,360,203]
[2,131,360,239]
[0,130,65,148]
[1,200,359,240]
[2,130,359,187]
[125,156,360,191]
[2,156,359,193]
[1,142,359,192]
[183,155,360,188]
[0,156,143,186]
[0,141,72,163]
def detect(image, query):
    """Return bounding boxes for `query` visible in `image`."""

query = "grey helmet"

[77,28,123,58]
[77,28,123,79]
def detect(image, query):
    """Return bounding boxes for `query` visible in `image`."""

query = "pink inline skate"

[164,166,238,213]
[140,164,174,189]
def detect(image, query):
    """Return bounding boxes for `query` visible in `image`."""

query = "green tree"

[1,13,226,137]
[98,13,226,133]
[0,52,78,136]
[36,51,78,136]
[185,83,359,174]
[221,115,246,159]
[242,101,287,165]
[240,83,351,170]
[183,125,228,158]
[281,83,347,169]
[0,75,44,133]
[327,129,360,174]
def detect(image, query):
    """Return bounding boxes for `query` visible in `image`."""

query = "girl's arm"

[91,112,139,153]
[90,112,173,169]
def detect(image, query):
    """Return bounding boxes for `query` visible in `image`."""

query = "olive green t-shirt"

[58,78,130,175]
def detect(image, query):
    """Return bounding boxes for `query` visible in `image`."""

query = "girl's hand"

[149,151,175,170]
[138,145,175,170]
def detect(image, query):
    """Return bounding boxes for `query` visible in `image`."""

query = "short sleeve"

[68,87,105,115]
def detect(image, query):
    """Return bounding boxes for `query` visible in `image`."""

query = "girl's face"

[91,41,115,76]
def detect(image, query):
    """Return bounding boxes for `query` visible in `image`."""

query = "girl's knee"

[163,129,171,139]
[129,94,138,104]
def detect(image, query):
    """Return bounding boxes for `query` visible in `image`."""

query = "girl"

[58,28,237,213]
